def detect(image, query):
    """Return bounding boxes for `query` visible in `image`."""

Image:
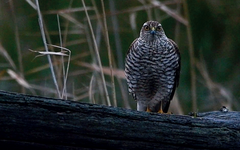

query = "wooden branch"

[0,90,239,149]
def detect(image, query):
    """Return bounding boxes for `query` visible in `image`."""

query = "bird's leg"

[158,101,172,114]
[158,108,164,113]
[158,101,164,113]
[146,107,151,112]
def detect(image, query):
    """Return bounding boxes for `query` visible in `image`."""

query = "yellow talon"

[158,108,164,113]
[158,101,172,114]
[158,101,164,113]
[147,103,172,114]
[146,107,151,112]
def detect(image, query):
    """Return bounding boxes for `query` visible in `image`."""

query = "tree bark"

[0,90,239,149]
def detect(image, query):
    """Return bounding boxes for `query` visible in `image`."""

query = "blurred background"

[0,0,239,114]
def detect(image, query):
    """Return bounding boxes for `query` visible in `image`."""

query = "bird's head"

[140,21,166,41]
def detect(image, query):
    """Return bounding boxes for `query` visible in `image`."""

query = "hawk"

[125,21,181,113]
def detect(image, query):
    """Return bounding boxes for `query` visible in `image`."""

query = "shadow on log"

[0,90,239,149]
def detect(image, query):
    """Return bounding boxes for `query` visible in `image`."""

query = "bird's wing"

[125,38,140,101]
[126,38,139,55]
[168,38,181,87]
[168,38,181,100]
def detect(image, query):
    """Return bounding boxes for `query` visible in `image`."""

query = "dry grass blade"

[59,13,84,28]
[101,0,117,106]
[7,69,31,89]
[89,4,155,20]
[35,0,61,98]
[58,39,87,47]
[57,14,66,99]
[74,92,90,101]
[151,0,188,26]
[130,12,137,30]
[0,43,17,70]
[25,62,58,75]
[116,77,131,109]
[89,74,96,104]
[81,0,111,106]
[29,49,68,56]
[53,15,71,99]
[9,0,24,73]
[25,0,37,9]
[43,7,94,15]
[9,0,26,93]
[196,59,232,111]
[29,84,75,98]
[138,0,152,20]
[79,62,125,79]
[183,0,197,114]
[109,0,124,69]
[26,46,76,75]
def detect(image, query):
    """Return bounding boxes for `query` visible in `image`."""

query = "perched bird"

[125,21,181,113]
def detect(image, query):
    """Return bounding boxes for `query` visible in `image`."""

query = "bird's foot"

[158,110,172,114]
[158,105,172,114]
[158,109,172,114]
[146,107,151,112]
[146,107,172,114]
[158,108,164,113]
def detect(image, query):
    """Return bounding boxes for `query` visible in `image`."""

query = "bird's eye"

[156,26,161,31]
[144,25,150,31]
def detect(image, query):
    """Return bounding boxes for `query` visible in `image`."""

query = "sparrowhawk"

[125,21,181,113]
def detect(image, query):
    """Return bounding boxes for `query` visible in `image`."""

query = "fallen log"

[0,90,239,149]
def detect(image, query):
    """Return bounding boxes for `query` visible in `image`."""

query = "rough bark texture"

[0,90,239,149]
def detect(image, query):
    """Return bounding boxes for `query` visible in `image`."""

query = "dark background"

[0,0,239,114]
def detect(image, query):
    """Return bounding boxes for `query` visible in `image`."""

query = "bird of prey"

[125,21,181,113]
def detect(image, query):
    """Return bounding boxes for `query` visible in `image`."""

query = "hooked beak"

[150,27,156,35]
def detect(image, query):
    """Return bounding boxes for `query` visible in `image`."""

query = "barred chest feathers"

[125,20,181,113]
